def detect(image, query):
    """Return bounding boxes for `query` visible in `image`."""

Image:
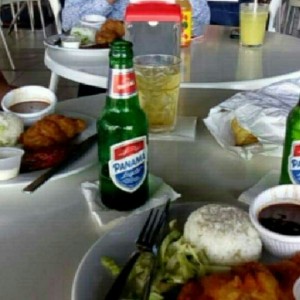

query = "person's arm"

[190,0,211,36]
[62,0,114,31]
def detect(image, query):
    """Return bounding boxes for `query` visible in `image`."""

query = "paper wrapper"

[238,170,280,205]
[203,78,300,159]
[81,174,181,232]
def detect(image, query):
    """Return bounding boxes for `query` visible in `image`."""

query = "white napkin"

[81,174,181,231]
[238,170,280,205]
[203,78,300,160]
[150,116,197,141]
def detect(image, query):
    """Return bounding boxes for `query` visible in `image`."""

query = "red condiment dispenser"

[124,1,182,57]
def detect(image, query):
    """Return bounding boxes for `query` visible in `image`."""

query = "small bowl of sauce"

[9,101,50,114]
[249,184,300,258]
[258,203,300,236]
[1,86,57,126]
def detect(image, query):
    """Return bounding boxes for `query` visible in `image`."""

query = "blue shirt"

[62,0,210,36]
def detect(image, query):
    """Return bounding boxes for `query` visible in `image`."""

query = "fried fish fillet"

[178,253,300,300]
[19,114,86,149]
[178,262,281,300]
[268,252,300,300]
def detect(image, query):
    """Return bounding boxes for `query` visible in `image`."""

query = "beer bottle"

[97,39,149,211]
[176,0,193,47]
[279,98,300,184]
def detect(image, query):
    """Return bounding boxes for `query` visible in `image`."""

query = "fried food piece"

[231,117,259,146]
[19,114,86,149]
[95,19,125,45]
[21,145,70,172]
[101,19,125,37]
[178,262,281,300]
[267,252,300,300]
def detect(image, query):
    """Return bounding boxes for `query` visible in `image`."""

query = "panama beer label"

[109,136,148,192]
[288,141,300,184]
[108,68,137,99]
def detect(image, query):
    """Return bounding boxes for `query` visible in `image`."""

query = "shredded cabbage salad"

[101,220,230,299]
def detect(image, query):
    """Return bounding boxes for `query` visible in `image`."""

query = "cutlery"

[104,198,170,300]
[23,133,98,193]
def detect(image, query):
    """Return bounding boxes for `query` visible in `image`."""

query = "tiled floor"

[0,23,79,101]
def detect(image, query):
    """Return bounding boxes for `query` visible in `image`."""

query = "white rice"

[0,112,24,146]
[183,204,262,266]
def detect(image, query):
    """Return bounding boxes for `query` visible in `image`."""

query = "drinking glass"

[240,3,269,47]
[134,54,181,133]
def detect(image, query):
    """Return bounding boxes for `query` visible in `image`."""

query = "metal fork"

[104,199,170,300]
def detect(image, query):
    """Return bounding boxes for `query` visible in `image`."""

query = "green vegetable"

[101,256,120,277]
[101,219,231,299]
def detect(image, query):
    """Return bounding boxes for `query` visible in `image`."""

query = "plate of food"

[72,201,300,300]
[44,19,125,56]
[0,111,97,187]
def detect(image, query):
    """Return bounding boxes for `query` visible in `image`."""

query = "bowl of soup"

[249,184,300,257]
[1,86,57,126]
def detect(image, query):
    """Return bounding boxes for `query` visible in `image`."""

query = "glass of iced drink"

[133,54,181,133]
[240,3,269,47]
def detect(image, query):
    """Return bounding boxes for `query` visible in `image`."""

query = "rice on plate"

[184,204,262,265]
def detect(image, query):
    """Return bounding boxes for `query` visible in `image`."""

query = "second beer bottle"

[97,39,149,211]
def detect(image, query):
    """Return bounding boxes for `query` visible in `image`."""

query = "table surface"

[0,88,282,300]
[45,25,300,91]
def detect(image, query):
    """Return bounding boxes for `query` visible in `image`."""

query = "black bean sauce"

[10,101,49,113]
[258,203,300,236]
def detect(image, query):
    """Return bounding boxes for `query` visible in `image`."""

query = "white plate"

[0,111,97,187]
[44,34,109,57]
[71,202,279,300]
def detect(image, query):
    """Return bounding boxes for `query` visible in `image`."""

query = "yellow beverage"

[240,3,269,47]
[134,55,181,133]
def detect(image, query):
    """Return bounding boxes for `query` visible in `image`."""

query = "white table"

[0,88,281,300]
[45,25,300,92]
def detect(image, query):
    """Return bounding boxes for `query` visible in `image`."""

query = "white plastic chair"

[0,0,46,37]
[0,20,15,69]
[47,0,62,34]
[268,0,283,32]
[283,0,300,34]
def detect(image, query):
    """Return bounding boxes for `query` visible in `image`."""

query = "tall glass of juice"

[240,3,269,47]
[134,54,181,133]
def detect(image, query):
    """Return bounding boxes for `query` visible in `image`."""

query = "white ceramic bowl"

[80,14,106,29]
[1,86,57,126]
[0,147,24,180]
[294,277,300,300]
[249,184,300,257]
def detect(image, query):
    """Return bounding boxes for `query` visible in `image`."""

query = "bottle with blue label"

[279,99,300,184]
[97,39,149,211]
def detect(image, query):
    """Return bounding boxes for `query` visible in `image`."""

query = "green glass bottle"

[97,39,149,211]
[279,99,300,184]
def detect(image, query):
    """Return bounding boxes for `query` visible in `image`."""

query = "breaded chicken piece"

[178,262,281,300]
[95,19,124,45]
[19,114,86,149]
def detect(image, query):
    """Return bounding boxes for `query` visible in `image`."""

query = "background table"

[45,25,300,92]
[0,88,282,300]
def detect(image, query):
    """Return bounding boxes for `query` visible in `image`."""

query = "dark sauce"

[258,203,300,236]
[9,101,50,114]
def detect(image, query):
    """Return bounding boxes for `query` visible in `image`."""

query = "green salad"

[101,220,230,299]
